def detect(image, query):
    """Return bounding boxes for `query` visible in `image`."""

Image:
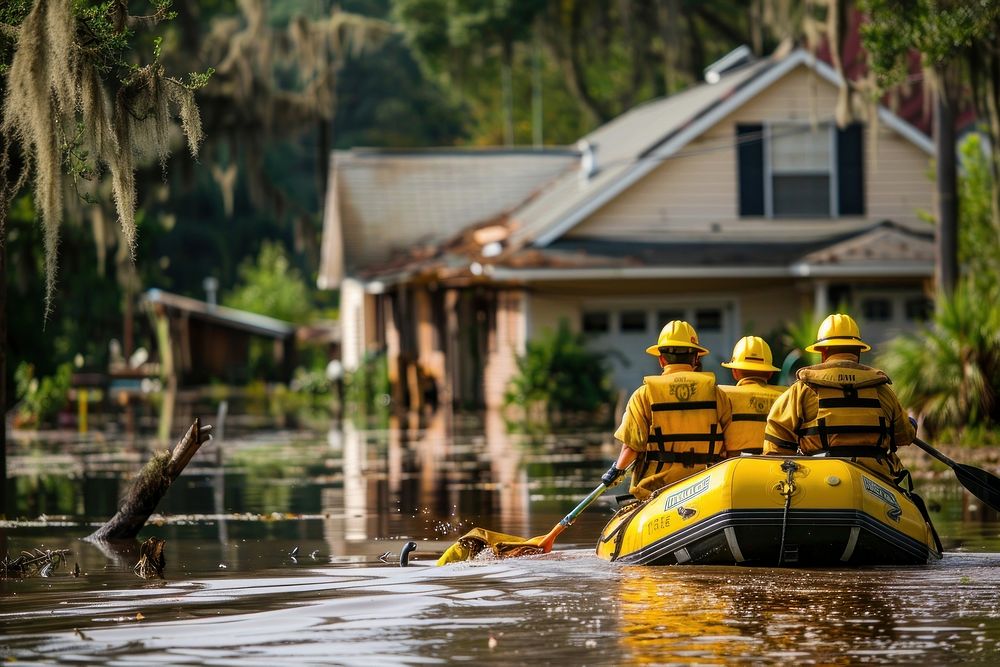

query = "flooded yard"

[3,410,1000,664]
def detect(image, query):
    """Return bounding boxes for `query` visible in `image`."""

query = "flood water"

[3,408,1000,664]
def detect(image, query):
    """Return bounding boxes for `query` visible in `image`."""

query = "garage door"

[581,300,738,394]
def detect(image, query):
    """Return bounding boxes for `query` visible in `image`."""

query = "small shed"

[144,289,296,385]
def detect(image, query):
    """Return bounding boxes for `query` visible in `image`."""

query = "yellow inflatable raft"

[596,456,942,566]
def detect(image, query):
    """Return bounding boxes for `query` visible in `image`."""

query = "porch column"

[813,280,830,320]
[444,288,460,408]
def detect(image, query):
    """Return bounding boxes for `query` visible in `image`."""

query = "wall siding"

[568,66,933,241]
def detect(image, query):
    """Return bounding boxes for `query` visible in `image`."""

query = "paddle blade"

[954,463,1000,513]
[435,527,550,565]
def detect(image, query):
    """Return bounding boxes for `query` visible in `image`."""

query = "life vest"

[795,365,895,457]
[720,380,786,455]
[640,372,725,478]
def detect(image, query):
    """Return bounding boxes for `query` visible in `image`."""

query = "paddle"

[912,437,1000,512]
[436,462,635,565]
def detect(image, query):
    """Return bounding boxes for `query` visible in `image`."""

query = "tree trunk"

[87,419,212,541]
[934,70,959,296]
[1,220,6,519]
[501,40,515,147]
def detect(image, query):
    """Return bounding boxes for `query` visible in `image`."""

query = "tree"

[396,0,760,144]
[860,0,1000,295]
[224,241,313,324]
[0,0,210,517]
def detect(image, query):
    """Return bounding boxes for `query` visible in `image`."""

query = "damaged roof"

[317,148,578,288]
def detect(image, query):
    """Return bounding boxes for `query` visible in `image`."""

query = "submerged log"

[87,419,212,542]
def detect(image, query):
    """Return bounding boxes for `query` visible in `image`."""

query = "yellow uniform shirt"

[615,364,733,500]
[719,377,787,456]
[763,354,915,480]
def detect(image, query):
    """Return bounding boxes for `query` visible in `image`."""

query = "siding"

[568,66,932,242]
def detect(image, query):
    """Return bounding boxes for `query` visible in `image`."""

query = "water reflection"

[5,408,1000,664]
[618,567,746,663]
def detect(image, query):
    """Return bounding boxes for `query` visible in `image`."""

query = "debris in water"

[74,628,92,641]
[289,546,299,557]
[488,635,498,649]
[378,552,392,563]
[136,612,145,621]
[72,562,80,577]
[1,548,71,579]
[399,542,417,567]
[134,537,166,579]
[309,550,320,559]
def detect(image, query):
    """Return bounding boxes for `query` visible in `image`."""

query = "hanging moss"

[0,0,209,315]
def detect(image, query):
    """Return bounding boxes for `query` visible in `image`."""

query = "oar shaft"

[559,462,635,527]
[912,437,959,469]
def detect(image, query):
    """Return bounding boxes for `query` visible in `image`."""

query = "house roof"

[508,48,934,250]
[358,220,934,286]
[320,48,937,291]
[317,148,579,288]
[144,289,295,339]
[792,220,935,276]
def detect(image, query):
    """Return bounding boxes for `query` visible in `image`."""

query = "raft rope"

[776,460,799,566]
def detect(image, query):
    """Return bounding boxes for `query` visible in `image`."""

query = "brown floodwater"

[3,409,1000,665]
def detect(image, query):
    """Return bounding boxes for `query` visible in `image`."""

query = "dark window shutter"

[737,124,765,216]
[837,123,865,216]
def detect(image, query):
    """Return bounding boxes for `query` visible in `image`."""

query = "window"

[862,298,892,322]
[904,297,933,322]
[620,310,648,333]
[696,309,722,331]
[582,311,609,334]
[737,122,864,218]
[770,124,831,217]
[656,310,685,326]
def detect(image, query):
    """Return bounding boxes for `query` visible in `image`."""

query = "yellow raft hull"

[596,456,941,566]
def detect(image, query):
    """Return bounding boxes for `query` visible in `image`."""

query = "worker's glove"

[601,465,626,488]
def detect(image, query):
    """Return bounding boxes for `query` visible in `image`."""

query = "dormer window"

[737,122,865,218]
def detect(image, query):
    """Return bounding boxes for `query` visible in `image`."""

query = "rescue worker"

[719,336,787,456]
[763,313,915,483]
[601,320,732,501]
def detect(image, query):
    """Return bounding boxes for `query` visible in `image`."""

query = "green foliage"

[860,0,1000,79]
[878,278,1000,444]
[504,320,614,418]
[957,134,1000,295]
[224,240,314,323]
[13,362,72,429]
[344,352,391,414]
[395,0,763,144]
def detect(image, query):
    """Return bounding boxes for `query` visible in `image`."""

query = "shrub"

[878,279,1000,444]
[13,362,73,429]
[504,320,615,420]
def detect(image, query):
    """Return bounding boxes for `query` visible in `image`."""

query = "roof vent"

[577,139,598,181]
[704,45,754,84]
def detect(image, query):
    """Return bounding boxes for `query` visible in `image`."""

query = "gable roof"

[317,148,578,288]
[508,48,935,250]
[792,220,934,276]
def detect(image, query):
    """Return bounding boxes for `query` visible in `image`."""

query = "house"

[318,48,936,410]
[144,289,297,384]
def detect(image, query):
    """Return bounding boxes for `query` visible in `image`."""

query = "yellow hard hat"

[805,313,871,353]
[645,320,710,357]
[721,336,780,372]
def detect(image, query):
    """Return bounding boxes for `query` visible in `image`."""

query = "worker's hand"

[601,465,625,488]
